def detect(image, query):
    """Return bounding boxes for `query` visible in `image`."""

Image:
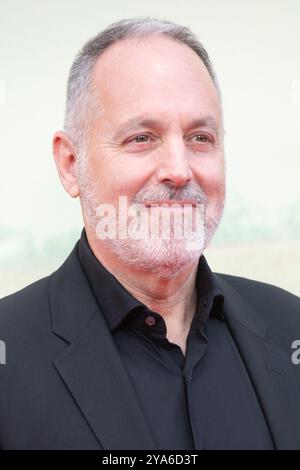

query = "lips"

[144,200,199,207]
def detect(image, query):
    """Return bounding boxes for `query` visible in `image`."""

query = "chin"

[104,237,203,278]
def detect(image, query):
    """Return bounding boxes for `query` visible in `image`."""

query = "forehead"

[91,36,221,122]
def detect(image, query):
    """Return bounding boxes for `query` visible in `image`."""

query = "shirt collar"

[77,228,224,332]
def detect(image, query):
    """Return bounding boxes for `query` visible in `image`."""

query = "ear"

[52,131,80,198]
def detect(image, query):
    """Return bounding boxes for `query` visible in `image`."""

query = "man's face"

[78,36,225,277]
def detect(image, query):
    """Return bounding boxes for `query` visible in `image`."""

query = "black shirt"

[78,229,274,450]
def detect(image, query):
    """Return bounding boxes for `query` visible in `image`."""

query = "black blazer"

[0,241,300,449]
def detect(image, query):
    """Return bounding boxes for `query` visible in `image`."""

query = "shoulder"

[0,242,80,336]
[215,272,300,343]
[216,272,299,309]
[0,276,51,340]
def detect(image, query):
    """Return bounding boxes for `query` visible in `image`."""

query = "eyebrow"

[113,115,221,140]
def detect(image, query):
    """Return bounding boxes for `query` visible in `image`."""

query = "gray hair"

[63,16,221,153]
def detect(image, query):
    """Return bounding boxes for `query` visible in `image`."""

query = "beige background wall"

[0,0,299,297]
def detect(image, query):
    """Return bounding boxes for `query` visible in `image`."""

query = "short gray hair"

[63,16,221,153]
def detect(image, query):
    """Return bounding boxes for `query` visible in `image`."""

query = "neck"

[85,229,199,334]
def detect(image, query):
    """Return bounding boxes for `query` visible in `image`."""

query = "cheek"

[207,174,225,200]
[194,162,225,200]
[100,165,153,203]
[202,174,225,220]
[111,159,155,198]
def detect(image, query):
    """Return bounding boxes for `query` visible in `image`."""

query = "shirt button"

[145,314,157,327]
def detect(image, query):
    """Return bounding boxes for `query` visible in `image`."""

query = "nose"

[155,140,193,187]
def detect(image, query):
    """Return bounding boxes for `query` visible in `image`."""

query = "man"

[0,17,300,450]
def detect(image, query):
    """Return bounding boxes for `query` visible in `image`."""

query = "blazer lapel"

[48,242,300,449]
[48,243,157,450]
[215,274,300,449]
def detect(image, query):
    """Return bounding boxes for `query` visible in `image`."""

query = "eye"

[132,134,150,143]
[192,134,211,143]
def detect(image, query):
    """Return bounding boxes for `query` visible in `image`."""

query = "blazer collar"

[48,241,157,449]
[48,243,300,449]
[215,274,300,449]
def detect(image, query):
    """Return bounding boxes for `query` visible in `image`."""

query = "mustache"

[131,183,207,205]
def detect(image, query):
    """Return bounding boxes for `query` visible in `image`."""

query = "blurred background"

[0,0,299,297]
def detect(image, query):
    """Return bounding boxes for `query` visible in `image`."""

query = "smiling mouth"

[144,200,199,207]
